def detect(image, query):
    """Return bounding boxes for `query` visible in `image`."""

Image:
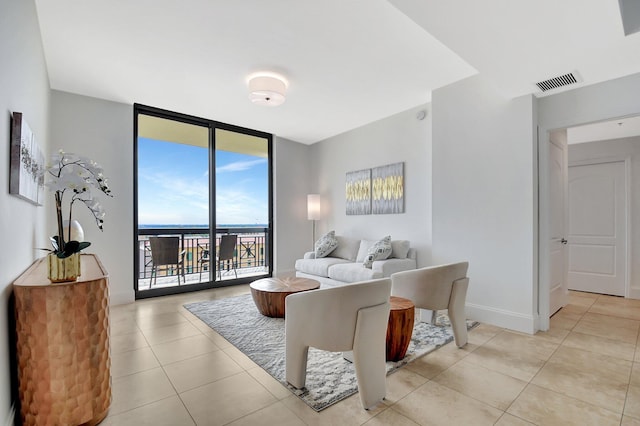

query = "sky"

[137,138,268,226]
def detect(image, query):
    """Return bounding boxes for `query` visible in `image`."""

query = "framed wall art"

[345,168,371,215]
[372,162,404,214]
[10,112,44,205]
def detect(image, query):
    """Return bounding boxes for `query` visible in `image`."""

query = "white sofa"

[294,235,417,287]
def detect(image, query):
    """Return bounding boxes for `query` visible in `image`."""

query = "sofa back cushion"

[390,240,411,259]
[356,240,376,262]
[330,236,360,261]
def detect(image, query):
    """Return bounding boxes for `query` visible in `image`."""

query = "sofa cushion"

[363,236,392,268]
[331,236,360,261]
[295,257,350,278]
[356,240,376,262]
[314,230,338,258]
[391,240,411,259]
[328,263,380,282]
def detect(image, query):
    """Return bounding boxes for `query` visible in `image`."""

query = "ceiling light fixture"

[247,72,288,106]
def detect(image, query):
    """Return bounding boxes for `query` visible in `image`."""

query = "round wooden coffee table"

[386,296,415,361]
[250,277,320,318]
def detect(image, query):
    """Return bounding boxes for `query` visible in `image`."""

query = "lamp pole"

[307,194,320,250]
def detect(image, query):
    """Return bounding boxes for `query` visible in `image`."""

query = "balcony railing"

[137,227,269,289]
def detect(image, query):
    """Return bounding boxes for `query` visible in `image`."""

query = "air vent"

[535,72,581,92]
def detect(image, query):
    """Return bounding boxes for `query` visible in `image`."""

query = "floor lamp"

[307,194,320,250]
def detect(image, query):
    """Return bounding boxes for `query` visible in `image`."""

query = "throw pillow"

[314,230,338,258]
[363,236,392,268]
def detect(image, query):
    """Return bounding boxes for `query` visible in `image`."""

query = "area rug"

[184,294,477,411]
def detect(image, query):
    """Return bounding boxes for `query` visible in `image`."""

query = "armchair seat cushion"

[294,257,350,278]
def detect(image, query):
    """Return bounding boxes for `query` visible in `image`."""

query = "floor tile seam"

[559,341,636,363]
[105,394,182,422]
[109,326,143,338]
[110,364,162,382]
[528,377,626,415]
[584,309,640,325]
[621,360,640,422]
[151,345,223,367]
[219,399,305,426]
[110,360,168,380]
[110,343,151,357]
[516,382,623,420]
[430,362,527,414]
[412,376,509,418]
[136,320,192,333]
[456,353,531,382]
[534,342,634,391]
[365,406,415,426]
[142,329,206,347]
[175,369,247,397]
[569,325,637,345]
[496,407,534,426]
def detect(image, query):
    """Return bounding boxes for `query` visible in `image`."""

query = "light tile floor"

[104,288,640,425]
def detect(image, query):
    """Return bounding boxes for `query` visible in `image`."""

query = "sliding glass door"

[134,105,272,299]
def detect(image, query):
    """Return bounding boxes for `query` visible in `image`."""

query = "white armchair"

[285,278,391,410]
[391,262,470,348]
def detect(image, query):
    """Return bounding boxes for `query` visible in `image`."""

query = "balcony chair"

[198,242,210,281]
[148,236,186,287]
[217,234,238,280]
[390,262,470,348]
[285,278,391,410]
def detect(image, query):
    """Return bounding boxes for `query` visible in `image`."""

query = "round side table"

[386,296,415,361]
[250,277,320,317]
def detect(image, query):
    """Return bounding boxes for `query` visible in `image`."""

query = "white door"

[548,133,569,315]
[568,161,626,296]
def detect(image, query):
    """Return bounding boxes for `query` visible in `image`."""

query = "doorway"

[540,115,637,329]
[133,105,273,299]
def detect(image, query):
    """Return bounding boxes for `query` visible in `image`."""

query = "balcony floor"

[137,266,268,291]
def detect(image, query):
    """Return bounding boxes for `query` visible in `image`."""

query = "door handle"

[561,238,568,244]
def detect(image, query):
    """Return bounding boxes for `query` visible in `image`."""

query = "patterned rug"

[184,294,477,411]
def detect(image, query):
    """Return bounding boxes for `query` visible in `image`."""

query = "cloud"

[216,159,266,174]
[138,167,267,225]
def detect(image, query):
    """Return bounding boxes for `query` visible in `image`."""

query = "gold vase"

[47,252,81,283]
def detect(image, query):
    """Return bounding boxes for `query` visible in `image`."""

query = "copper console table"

[13,254,111,426]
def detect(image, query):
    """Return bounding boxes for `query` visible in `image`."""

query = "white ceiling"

[35,0,640,144]
[568,115,640,144]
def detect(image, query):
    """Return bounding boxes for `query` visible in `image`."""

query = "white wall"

[310,105,433,267]
[50,91,135,305]
[0,0,51,422]
[273,137,314,276]
[569,136,640,297]
[432,75,537,333]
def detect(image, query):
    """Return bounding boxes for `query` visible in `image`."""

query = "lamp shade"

[307,194,321,220]
[248,73,287,106]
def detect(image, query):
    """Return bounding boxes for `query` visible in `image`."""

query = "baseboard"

[4,404,15,426]
[628,287,640,300]
[109,290,135,306]
[466,303,538,334]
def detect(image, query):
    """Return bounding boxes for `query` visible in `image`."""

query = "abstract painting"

[10,112,44,205]
[345,168,371,215]
[372,162,404,214]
